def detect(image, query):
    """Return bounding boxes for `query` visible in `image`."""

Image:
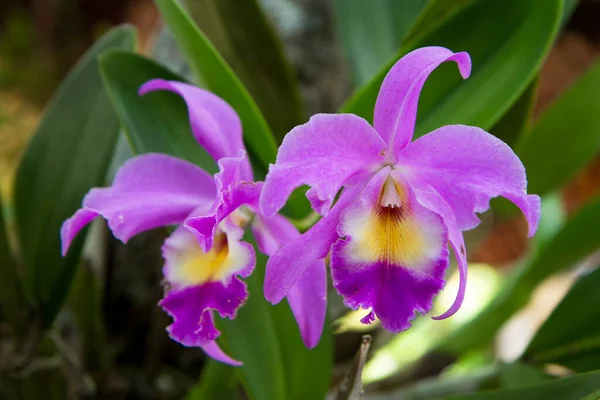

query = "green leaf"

[218,240,332,400]
[100,53,332,400]
[217,264,286,400]
[13,25,136,327]
[68,261,108,375]
[438,195,600,355]
[497,363,551,389]
[100,51,217,173]
[516,60,600,196]
[333,0,429,85]
[402,0,473,44]
[271,302,333,400]
[153,0,277,169]
[0,195,25,333]
[341,0,561,140]
[490,78,538,148]
[448,370,600,400]
[186,0,304,141]
[186,361,239,400]
[525,266,600,372]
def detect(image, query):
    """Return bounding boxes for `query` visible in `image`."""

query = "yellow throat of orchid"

[343,176,436,268]
[167,209,252,286]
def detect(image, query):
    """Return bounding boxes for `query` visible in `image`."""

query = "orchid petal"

[331,169,449,332]
[398,124,540,236]
[60,154,215,255]
[139,79,252,179]
[263,184,363,304]
[408,180,467,320]
[160,278,248,344]
[374,47,471,160]
[260,114,386,217]
[253,214,326,348]
[200,341,242,366]
[185,152,262,252]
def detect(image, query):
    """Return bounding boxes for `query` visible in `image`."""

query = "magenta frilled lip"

[60,80,326,365]
[260,46,541,334]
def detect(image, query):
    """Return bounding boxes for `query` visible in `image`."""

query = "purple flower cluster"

[62,47,540,365]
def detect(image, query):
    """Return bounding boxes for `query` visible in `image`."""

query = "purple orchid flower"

[260,46,541,335]
[61,80,326,365]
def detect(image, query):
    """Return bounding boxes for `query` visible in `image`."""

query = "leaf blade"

[99,51,217,173]
[516,60,600,196]
[187,0,305,141]
[341,0,562,140]
[13,25,136,327]
[153,0,277,169]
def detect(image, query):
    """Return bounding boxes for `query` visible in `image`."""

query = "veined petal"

[61,154,215,255]
[160,277,248,344]
[253,214,326,349]
[201,341,242,366]
[263,184,363,304]
[408,179,467,320]
[185,152,261,252]
[374,47,471,160]
[139,79,252,179]
[398,124,541,236]
[160,224,253,346]
[260,114,386,217]
[331,168,449,332]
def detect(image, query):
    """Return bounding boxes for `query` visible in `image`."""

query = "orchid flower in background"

[60,80,326,365]
[260,46,541,335]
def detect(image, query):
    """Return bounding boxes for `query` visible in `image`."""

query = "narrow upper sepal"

[374,46,471,160]
[139,79,251,178]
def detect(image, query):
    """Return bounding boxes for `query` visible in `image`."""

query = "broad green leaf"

[271,301,333,400]
[0,195,25,333]
[367,363,549,399]
[217,258,286,400]
[333,0,429,85]
[497,363,551,389]
[438,195,600,355]
[101,53,332,399]
[490,79,538,148]
[218,239,332,400]
[13,25,135,327]
[582,389,600,400]
[153,0,277,170]
[524,266,600,372]
[68,261,108,375]
[402,0,473,44]
[99,51,217,173]
[341,0,561,140]
[186,361,239,400]
[448,370,600,400]
[516,60,600,196]
[187,0,304,141]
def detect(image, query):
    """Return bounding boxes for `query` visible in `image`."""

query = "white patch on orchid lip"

[164,219,250,286]
[380,176,402,208]
[341,176,444,272]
